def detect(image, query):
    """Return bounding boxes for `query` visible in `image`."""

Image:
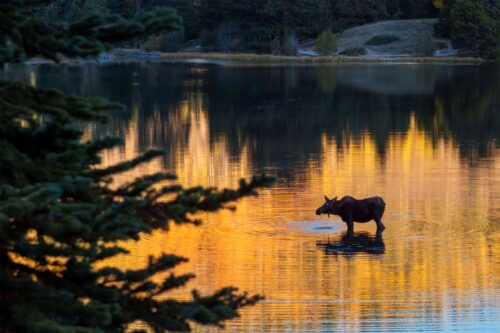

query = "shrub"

[415,32,437,56]
[339,47,367,56]
[315,29,337,55]
[365,35,400,46]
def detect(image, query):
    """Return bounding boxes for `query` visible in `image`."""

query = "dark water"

[3,62,500,332]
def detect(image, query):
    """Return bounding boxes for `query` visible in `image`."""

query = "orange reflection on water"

[88,94,500,333]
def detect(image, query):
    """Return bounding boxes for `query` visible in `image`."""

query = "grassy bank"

[156,52,485,64]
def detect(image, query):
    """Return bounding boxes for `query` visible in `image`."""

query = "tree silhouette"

[0,1,273,332]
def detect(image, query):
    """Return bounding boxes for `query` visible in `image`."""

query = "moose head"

[315,195,340,216]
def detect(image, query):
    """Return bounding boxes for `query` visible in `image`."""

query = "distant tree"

[197,0,233,31]
[22,0,447,53]
[145,0,201,39]
[333,0,381,28]
[449,0,499,58]
[0,1,274,332]
[289,0,335,38]
[315,29,337,55]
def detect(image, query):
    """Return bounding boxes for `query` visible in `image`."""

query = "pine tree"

[436,0,499,59]
[449,0,499,59]
[0,1,274,332]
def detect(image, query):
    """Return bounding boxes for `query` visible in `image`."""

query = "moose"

[316,196,386,234]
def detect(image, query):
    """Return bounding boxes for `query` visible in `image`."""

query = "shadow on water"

[317,231,385,255]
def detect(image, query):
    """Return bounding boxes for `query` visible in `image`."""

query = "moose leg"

[374,217,385,233]
[375,204,386,233]
[346,220,354,238]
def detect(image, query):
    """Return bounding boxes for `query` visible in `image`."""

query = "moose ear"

[324,195,330,202]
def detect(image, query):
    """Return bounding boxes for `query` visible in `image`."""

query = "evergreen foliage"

[0,1,274,332]
[449,0,499,59]
[22,0,441,53]
[436,0,499,59]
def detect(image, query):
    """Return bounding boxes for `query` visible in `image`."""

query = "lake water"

[3,61,500,332]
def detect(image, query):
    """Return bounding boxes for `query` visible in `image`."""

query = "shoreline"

[159,52,488,64]
[150,51,486,64]
[21,50,487,65]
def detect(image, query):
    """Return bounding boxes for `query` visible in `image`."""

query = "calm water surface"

[3,62,500,332]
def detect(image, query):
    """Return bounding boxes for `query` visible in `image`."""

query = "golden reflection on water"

[86,92,500,332]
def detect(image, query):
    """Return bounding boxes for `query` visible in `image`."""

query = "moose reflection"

[317,231,385,255]
[316,196,386,234]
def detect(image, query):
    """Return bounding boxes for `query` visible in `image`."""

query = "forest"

[29,0,499,58]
